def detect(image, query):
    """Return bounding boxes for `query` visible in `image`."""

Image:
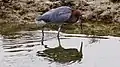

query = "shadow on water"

[2,30,120,67]
[37,36,83,63]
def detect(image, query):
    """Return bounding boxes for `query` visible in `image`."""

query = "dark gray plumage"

[35,6,82,47]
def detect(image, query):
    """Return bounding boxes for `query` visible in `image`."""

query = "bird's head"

[72,10,83,23]
[72,10,82,17]
[72,9,84,31]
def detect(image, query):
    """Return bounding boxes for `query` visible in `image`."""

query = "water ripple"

[1,30,120,67]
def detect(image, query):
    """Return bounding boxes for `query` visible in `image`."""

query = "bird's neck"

[65,15,79,24]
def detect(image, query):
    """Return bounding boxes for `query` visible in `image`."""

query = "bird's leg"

[57,35,61,47]
[57,25,62,47]
[79,16,83,33]
[80,22,83,33]
[41,26,44,45]
[41,26,48,48]
[57,25,62,37]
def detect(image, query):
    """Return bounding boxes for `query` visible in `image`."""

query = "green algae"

[1,21,120,37]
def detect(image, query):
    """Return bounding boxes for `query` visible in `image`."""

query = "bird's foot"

[41,43,48,48]
[44,45,49,48]
[41,42,44,45]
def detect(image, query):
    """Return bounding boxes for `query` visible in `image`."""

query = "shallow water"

[0,30,120,67]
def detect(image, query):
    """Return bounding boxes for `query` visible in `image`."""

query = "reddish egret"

[36,6,83,46]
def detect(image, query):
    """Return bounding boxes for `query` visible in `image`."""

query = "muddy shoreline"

[0,0,120,36]
[1,21,120,37]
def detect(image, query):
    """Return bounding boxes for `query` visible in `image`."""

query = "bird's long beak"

[76,15,83,33]
[77,16,83,32]
[78,16,83,31]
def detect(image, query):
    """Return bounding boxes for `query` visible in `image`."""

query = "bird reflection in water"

[37,36,83,63]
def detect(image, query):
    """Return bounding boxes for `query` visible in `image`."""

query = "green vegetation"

[0,22,40,35]
[1,21,120,37]
[60,21,120,37]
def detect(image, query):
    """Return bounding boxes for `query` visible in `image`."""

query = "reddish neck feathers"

[65,10,81,23]
[72,10,81,17]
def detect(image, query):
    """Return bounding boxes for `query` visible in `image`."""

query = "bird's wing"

[50,6,72,23]
[36,6,72,23]
[35,9,55,22]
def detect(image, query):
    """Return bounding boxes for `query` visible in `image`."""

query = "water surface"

[0,30,120,67]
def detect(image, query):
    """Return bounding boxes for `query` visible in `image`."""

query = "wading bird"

[35,6,83,46]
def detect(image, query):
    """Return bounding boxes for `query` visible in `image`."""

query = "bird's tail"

[35,15,46,26]
[35,15,42,21]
